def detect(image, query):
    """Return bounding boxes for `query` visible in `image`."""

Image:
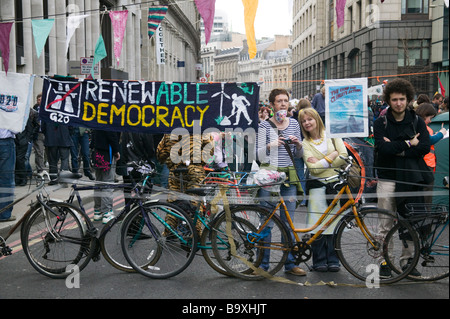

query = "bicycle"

[385,201,448,282]
[209,156,421,285]
[64,161,201,279]
[187,169,257,276]
[119,167,254,278]
[18,162,197,279]
[1,172,94,279]
[57,162,156,273]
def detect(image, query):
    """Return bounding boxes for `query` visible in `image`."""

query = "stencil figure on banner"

[39,77,260,134]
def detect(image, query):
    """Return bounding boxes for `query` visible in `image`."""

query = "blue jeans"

[311,235,340,270]
[294,157,306,204]
[0,138,16,219]
[258,184,297,271]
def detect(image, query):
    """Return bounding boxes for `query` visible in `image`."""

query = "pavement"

[0,175,92,239]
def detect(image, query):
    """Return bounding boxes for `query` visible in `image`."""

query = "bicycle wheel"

[21,202,93,279]
[210,206,291,281]
[200,223,233,276]
[388,212,449,282]
[121,201,198,279]
[335,208,420,285]
[99,216,135,273]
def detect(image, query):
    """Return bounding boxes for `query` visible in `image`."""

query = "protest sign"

[39,77,259,133]
[0,71,34,133]
[325,78,368,138]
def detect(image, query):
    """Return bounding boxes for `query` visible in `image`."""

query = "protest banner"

[39,77,260,133]
[0,71,34,133]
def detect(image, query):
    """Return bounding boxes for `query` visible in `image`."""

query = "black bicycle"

[19,163,196,279]
[1,173,94,279]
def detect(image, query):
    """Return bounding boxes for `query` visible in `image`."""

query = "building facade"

[292,0,448,99]
[0,0,200,97]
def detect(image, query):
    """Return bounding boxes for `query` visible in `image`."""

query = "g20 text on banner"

[39,77,260,133]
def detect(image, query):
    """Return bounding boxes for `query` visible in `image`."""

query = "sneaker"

[379,262,392,278]
[102,211,115,224]
[94,211,102,221]
[402,258,421,277]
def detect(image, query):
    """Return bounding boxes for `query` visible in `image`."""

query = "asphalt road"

[1,176,448,307]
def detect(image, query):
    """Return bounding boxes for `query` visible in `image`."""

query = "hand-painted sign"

[39,77,260,133]
[0,71,34,133]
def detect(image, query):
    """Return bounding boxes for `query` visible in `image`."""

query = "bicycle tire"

[387,213,449,282]
[210,206,291,281]
[121,201,198,279]
[200,224,233,276]
[99,216,135,273]
[335,208,420,285]
[20,202,93,279]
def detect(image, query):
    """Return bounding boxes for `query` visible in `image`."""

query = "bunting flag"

[92,35,107,78]
[109,10,128,67]
[336,0,346,28]
[0,71,35,133]
[242,0,258,59]
[31,19,55,59]
[66,14,89,54]
[0,22,14,74]
[195,0,216,45]
[148,6,168,39]
[438,75,446,97]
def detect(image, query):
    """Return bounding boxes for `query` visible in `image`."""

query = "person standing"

[374,78,432,277]
[431,93,444,113]
[91,129,120,224]
[41,121,73,183]
[311,86,326,124]
[298,107,348,272]
[0,129,16,222]
[32,94,46,174]
[256,88,306,276]
[14,109,35,186]
[415,102,447,204]
[70,127,94,180]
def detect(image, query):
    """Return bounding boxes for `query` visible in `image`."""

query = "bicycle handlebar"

[323,155,354,185]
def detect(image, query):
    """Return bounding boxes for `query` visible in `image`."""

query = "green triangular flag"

[31,19,54,58]
[92,35,107,77]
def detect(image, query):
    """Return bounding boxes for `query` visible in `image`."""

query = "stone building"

[291,0,448,98]
[0,0,200,97]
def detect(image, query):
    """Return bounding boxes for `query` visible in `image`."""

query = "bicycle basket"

[202,171,237,185]
[204,185,258,205]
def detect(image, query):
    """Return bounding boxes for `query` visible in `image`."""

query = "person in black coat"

[117,132,155,209]
[41,121,74,182]
[374,78,431,277]
[14,110,36,186]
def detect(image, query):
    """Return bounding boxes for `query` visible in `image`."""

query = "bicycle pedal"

[1,246,12,256]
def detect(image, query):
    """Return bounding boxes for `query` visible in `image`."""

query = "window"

[349,49,362,75]
[401,0,429,19]
[398,39,430,67]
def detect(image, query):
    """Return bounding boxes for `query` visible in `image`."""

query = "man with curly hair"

[374,78,431,278]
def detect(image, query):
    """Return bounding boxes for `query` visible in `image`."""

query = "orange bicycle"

[209,156,421,285]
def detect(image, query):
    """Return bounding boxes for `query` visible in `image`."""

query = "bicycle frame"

[256,183,378,249]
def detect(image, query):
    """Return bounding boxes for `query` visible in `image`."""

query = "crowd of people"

[1,79,448,280]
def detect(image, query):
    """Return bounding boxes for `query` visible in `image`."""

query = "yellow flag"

[242,0,258,59]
